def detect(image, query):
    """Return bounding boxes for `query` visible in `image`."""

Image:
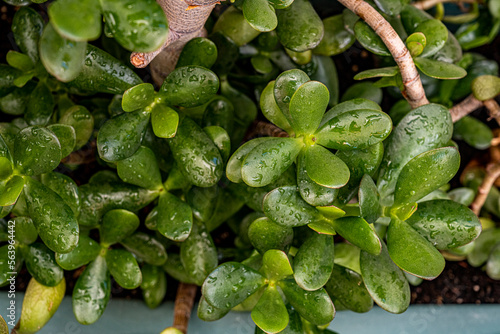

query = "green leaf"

[68,44,142,94]
[486,243,500,280]
[251,55,274,74]
[294,233,334,291]
[325,264,373,313]
[101,0,168,52]
[248,217,293,254]
[432,30,462,64]
[117,146,162,190]
[151,104,179,138]
[12,216,38,245]
[177,37,218,69]
[21,242,64,287]
[453,116,493,150]
[12,7,44,63]
[204,126,231,163]
[467,228,500,267]
[413,20,448,58]
[186,185,218,223]
[48,0,101,41]
[202,262,266,310]
[354,21,391,56]
[25,81,55,126]
[105,249,142,289]
[276,0,324,52]
[141,264,167,309]
[24,178,79,253]
[315,109,392,150]
[97,110,150,162]
[269,0,294,9]
[252,285,288,333]
[100,209,140,246]
[414,57,467,80]
[167,116,223,187]
[6,51,33,72]
[0,64,22,98]
[212,6,260,47]
[202,97,235,134]
[0,157,12,181]
[304,144,350,188]
[226,138,273,183]
[261,249,293,281]
[341,82,383,104]
[241,137,303,187]
[332,216,381,255]
[360,241,410,313]
[155,191,193,242]
[0,81,35,116]
[359,175,381,224]
[261,78,294,132]
[374,0,402,16]
[314,15,355,56]
[78,181,158,227]
[274,69,310,122]
[406,199,481,250]
[197,296,229,322]
[161,66,219,108]
[387,218,445,279]
[263,186,321,227]
[289,81,329,135]
[0,245,22,286]
[59,105,94,150]
[377,104,453,202]
[47,124,76,158]
[41,171,80,215]
[121,232,167,266]
[393,147,460,207]
[320,98,381,127]
[162,254,197,284]
[180,220,218,286]
[242,0,278,32]
[278,279,334,325]
[39,23,87,82]
[56,235,100,270]
[122,83,155,112]
[471,75,500,101]
[354,67,399,80]
[73,255,111,325]
[0,175,24,206]
[297,150,338,206]
[18,278,65,334]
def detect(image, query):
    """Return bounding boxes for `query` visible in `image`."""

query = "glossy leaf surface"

[332,216,381,255]
[314,15,355,56]
[12,7,44,63]
[358,174,381,224]
[156,192,193,242]
[242,0,277,32]
[406,199,481,250]
[56,235,100,270]
[297,150,338,206]
[121,232,167,266]
[289,81,329,135]
[46,124,75,158]
[387,218,445,279]
[202,262,266,310]
[151,104,179,138]
[100,209,140,246]
[122,83,155,112]
[117,146,162,190]
[141,264,167,309]
[48,0,101,41]
[248,217,293,254]
[106,249,142,289]
[252,285,288,333]
[261,249,293,281]
[414,57,467,80]
[21,242,64,287]
[304,144,349,188]
[360,242,410,313]
[177,37,218,69]
[59,105,94,150]
[294,233,334,291]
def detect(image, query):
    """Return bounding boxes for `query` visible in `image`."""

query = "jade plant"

[0,0,499,333]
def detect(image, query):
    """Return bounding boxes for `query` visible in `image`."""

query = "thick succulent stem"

[471,162,500,215]
[131,0,222,68]
[449,94,484,123]
[338,0,429,108]
[172,283,197,334]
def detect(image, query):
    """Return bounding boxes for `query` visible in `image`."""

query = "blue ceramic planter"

[1,292,499,333]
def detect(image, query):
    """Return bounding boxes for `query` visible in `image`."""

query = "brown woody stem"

[449,94,484,123]
[471,162,500,215]
[172,283,197,334]
[338,0,429,108]
[484,98,500,125]
[413,0,476,10]
[244,120,289,141]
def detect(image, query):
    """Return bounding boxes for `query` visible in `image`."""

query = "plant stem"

[338,0,429,109]
[172,282,197,334]
[484,98,500,125]
[131,0,223,68]
[449,94,484,122]
[412,0,476,10]
[470,162,500,215]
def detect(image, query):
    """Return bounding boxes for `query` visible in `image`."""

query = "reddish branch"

[244,120,289,141]
[171,283,197,334]
[449,94,484,123]
[338,0,429,108]
[471,162,500,215]
[131,0,223,68]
